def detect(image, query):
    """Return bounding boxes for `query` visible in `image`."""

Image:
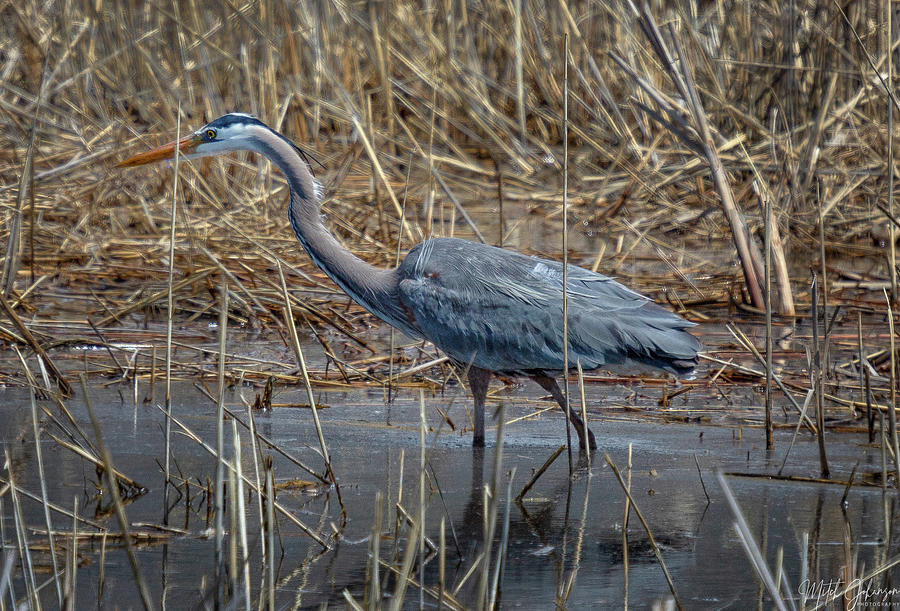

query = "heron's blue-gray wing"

[397,238,700,375]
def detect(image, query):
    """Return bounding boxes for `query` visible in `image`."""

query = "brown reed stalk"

[513,0,525,144]
[515,445,565,503]
[438,517,445,611]
[606,452,681,609]
[65,497,75,611]
[0,549,15,608]
[389,516,420,611]
[230,419,251,611]
[214,283,228,604]
[559,465,589,605]
[78,375,153,610]
[561,32,573,468]
[726,324,815,432]
[388,150,414,401]
[890,0,898,304]
[488,468,515,609]
[764,176,773,449]
[223,406,327,484]
[264,456,275,611]
[244,402,267,577]
[4,449,38,610]
[158,404,329,548]
[476,402,505,611]
[623,443,632,608]
[164,108,183,505]
[2,67,43,296]
[28,389,62,607]
[577,361,590,472]
[715,471,787,610]
[0,293,71,396]
[366,491,383,610]
[276,261,344,518]
[418,389,426,609]
[97,531,107,608]
[858,311,871,440]
[227,464,238,595]
[884,291,900,496]
[812,275,830,478]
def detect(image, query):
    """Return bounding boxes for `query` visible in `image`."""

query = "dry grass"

[0,0,896,347]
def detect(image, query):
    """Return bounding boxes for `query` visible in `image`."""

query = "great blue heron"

[119,113,701,449]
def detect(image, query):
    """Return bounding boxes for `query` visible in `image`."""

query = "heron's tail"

[627,301,702,375]
[570,300,702,376]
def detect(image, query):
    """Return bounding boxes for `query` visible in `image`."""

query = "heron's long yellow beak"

[117,134,199,167]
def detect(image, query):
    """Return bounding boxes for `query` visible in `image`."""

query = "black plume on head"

[203,113,324,171]
[206,113,267,130]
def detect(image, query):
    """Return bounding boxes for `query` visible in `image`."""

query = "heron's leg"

[531,374,597,451]
[467,366,492,447]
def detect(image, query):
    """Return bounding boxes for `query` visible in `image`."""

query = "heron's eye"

[205,129,217,140]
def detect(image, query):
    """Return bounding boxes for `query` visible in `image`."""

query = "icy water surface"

[1,353,897,608]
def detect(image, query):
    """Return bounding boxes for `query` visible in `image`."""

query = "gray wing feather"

[397,238,700,375]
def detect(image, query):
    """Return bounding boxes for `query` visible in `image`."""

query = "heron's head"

[118,113,269,167]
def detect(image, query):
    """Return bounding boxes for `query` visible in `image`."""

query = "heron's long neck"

[287,187,394,310]
[260,136,408,331]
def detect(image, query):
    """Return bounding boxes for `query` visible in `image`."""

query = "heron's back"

[397,238,701,375]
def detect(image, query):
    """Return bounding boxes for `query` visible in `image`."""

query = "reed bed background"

[1,0,900,608]
[0,0,896,327]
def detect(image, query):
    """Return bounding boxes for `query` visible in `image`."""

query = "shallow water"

[1,342,897,609]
